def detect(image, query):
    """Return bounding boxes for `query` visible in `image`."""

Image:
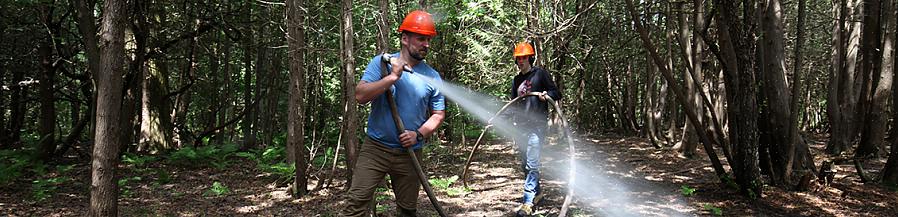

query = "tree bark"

[287,0,308,198]
[786,0,818,190]
[626,0,728,180]
[89,0,126,215]
[675,1,701,157]
[242,2,257,150]
[73,0,100,142]
[884,0,898,185]
[758,0,797,186]
[857,0,888,158]
[0,70,6,147]
[38,3,57,161]
[341,0,360,187]
[827,0,864,155]
[7,50,27,147]
[714,0,762,197]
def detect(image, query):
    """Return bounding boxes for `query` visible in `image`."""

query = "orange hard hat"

[513,42,535,57]
[398,10,437,37]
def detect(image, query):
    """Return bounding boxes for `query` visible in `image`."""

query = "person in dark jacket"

[509,41,561,216]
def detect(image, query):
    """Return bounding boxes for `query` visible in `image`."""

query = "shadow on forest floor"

[1,133,896,216]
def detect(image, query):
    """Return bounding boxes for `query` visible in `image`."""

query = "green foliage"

[238,146,295,183]
[122,153,158,168]
[703,204,723,216]
[428,175,472,196]
[154,169,172,185]
[31,177,66,201]
[204,181,231,197]
[118,176,143,198]
[0,150,31,184]
[721,174,739,190]
[312,147,334,168]
[55,164,74,173]
[167,143,239,169]
[428,175,458,190]
[680,185,696,197]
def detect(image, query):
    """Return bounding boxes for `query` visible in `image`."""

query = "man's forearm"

[417,110,446,137]
[355,75,399,104]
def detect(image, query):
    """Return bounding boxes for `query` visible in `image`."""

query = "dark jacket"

[510,66,562,128]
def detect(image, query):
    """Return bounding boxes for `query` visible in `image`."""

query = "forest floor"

[1,133,897,216]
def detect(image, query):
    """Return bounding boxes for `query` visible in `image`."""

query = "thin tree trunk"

[38,4,57,161]
[645,50,662,147]
[89,0,126,215]
[8,54,27,147]
[287,0,308,198]
[786,0,818,190]
[714,0,762,197]
[857,0,888,158]
[882,0,898,184]
[759,0,798,186]
[122,1,148,153]
[676,1,700,157]
[341,0,360,187]
[0,70,6,146]
[827,0,864,155]
[627,0,728,180]
[242,2,257,150]
[217,39,232,145]
[73,0,100,142]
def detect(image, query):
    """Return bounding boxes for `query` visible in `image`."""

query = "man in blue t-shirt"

[343,10,446,217]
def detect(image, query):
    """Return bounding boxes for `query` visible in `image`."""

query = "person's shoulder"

[533,66,549,74]
[419,61,440,77]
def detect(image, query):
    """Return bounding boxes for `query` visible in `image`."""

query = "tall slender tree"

[286,0,308,198]
[341,0,360,185]
[89,0,126,215]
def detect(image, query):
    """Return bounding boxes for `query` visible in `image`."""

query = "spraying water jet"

[458,91,577,216]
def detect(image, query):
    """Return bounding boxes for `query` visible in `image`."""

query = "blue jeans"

[518,127,543,205]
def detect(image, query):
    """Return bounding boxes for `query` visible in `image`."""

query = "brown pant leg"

[390,148,423,214]
[343,139,391,217]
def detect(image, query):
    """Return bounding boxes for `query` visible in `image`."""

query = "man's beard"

[410,49,427,61]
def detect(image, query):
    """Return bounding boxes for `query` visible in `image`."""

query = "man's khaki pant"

[343,137,422,217]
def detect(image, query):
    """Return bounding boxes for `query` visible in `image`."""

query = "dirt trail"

[430,134,695,216]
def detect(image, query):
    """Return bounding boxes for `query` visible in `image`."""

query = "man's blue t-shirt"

[361,53,445,150]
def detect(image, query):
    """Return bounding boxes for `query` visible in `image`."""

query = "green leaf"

[680,185,696,197]
[204,181,231,197]
[703,204,723,216]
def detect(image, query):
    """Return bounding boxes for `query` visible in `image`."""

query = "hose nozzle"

[382,53,415,74]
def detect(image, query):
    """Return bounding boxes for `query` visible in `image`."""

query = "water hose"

[460,92,576,216]
[379,54,448,217]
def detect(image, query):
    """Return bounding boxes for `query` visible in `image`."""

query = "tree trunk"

[644,49,661,146]
[121,1,148,153]
[786,0,818,190]
[341,0,360,186]
[676,1,701,157]
[714,0,762,197]
[528,0,541,65]
[0,70,6,147]
[884,0,898,185]
[89,0,126,215]
[217,39,233,145]
[758,0,798,186]
[73,0,100,143]
[287,0,308,198]
[242,2,257,150]
[626,0,728,181]
[8,54,27,147]
[38,4,57,161]
[857,0,888,158]
[827,0,864,155]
